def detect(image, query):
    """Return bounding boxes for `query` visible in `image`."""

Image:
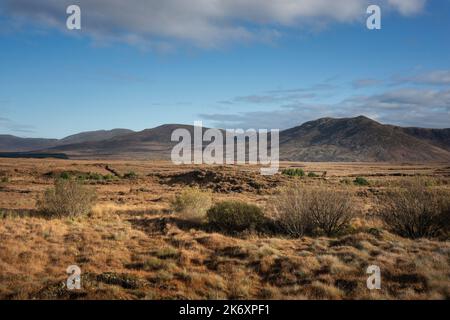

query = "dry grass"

[170,187,212,223]
[0,158,449,300]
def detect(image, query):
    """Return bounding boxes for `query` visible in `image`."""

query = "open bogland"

[0,158,449,300]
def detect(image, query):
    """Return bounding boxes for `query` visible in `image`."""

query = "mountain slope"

[398,127,450,152]
[0,135,58,152]
[3,116,450,161]
[279,116,450,162]
[58,129,134,145]
[0,129,135,152]
[43,125,212,159]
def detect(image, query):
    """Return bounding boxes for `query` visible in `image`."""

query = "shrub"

[273,184,356,237]
[377,180,450,239]
[59,171,71,180]
[207,201,265,232]
[88,172,103,180]
[37,179,97,218]
[354,177,369,186]
[103,174,115,181]
[308,172,319,178]
[282,168,305,177]
[170,187,212,223]
[123,171,138,179]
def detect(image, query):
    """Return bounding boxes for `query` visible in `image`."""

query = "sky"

[0,0,449,138]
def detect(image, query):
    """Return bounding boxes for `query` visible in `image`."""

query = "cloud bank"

[2,0,428,48]
[201,70,450,129]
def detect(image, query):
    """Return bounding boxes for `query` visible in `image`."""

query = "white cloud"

[352,78,383,88]
[405,70,450,85]
[2,0,428,48]
[201,87,450,129]
[388,0,427,16]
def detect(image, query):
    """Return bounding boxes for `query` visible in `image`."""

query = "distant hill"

[43,124,212,159]
[2,116,450,162]
[58,129,134,145]
[0,129,134,153]
[0,135,57,152]
[279,116,450,162]
[398,127,450,152]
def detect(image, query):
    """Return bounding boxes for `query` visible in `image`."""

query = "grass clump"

[0,176,9,189]
[207,201,265,232]
[123,171,138,180]
[282,168,305,177]
[87,172,103,180]
[308,172,319,178]
[59,171,116,182]
[170,187,212,223]
[273,184,356,237]
[103,174,115,181]
[377,179,450,239]
[37,179,97,218]
[59,171,71,180]
[353,177,369,186]
[155,247,180,259]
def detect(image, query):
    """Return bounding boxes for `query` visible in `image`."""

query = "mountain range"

[1,116,449,162]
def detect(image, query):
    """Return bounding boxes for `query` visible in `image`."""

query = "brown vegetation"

[272,184,356,237]
[37,179,97,218]
[0,158,449,300]
[170,187,212,223]
[377,179,450,239]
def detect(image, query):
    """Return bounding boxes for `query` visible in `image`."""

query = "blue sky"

[0,0,449,138]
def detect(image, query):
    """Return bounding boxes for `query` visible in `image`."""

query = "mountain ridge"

[1,116,450,162]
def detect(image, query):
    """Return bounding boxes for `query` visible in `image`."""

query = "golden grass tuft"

[170,187,212,223]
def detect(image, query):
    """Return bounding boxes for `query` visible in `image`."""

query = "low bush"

[59,171,71,180]
[282,168,305,177]
[273,184,356,237]
[0,176,9,190]
[37,179,97,218]
[103,174,115,181]
[207,201,265,232]
[377,179,450,239]
[308,172,319,178]
[170,187,212,223]
[59,171,114,181]
[353,177,369,186]
[88,172,103,180]
[123,171,138,180]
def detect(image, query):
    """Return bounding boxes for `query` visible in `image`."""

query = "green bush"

[207,201,265,232]
[59,171,71,180]
[0,176,9,190]
[103,174,115,181]
[123,171,138,179]
[37,179,97,218]
[170,187,212,223]
[282,168,305,177]
[308,172,319,178]
[88,172,103,180]
[353,177,369,186]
